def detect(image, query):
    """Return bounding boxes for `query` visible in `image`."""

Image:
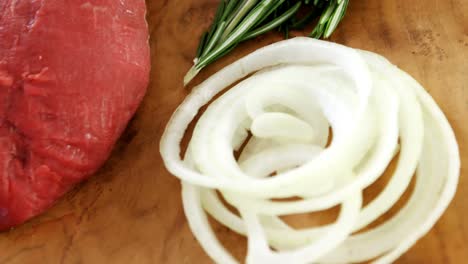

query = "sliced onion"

[160,37,460,264]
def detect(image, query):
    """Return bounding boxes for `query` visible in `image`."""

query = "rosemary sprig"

[184,0,350,86]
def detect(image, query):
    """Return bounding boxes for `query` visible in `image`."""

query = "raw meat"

[0,0,150,230]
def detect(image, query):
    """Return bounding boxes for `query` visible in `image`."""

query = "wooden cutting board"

[0,0,466,263]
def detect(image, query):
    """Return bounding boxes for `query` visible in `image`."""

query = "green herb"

[184,0,350,86]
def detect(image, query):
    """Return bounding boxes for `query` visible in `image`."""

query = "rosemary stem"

[184,65,201,87]
[184,0,350,86]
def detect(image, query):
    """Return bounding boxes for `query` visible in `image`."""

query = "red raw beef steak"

[0,0,150,230]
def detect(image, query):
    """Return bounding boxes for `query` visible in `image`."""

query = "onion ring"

[160,37,460,264]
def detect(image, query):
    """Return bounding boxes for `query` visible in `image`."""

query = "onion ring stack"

[160,38,460,264]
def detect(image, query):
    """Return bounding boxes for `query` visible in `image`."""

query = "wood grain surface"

[1,0,467,263]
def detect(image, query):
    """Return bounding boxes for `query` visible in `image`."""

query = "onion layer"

[160,37,460,264]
